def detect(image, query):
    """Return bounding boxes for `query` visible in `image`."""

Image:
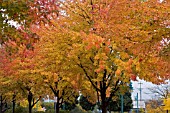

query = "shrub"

[6,106,28,113]
[70,105,87,113]
[34,111,45,113]
[41,102,54,111]
[60,110,70,113]
[45,109,55,113]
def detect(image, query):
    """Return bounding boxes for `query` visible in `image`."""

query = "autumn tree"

[0,0,28,43]
[14,45,47,113]
[148,83,170,113]
[0,0,59,46]
[0,44,19,113]
[146,99,164,113]
[60,0,170,113]
[34,19,133,113]
[31,0,170,113]
[0,42,45,113]
[0,2,60,112]
[31,26,80,113]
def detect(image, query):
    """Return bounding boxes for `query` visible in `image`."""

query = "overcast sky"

[131,79,170,101]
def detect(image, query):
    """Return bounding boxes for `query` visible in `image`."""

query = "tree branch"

[31,97,41,108]
[107,79,120,103]
[78,62,101,92]
[49,85,58,96]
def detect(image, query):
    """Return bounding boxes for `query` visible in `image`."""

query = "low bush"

[41,102,54,110]
[34,111,46,113]
[6,106,28,113]
[70,105,87,113]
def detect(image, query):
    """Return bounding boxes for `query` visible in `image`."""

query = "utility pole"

[121,94,123,113]
[137,93,139,113]
[138,82,143,101]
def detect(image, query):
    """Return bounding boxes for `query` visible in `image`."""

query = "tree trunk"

[12,94,16,113]
[101,102,107,113]
[12,101,15,113]
[0,95,8,113]
[28,103,32,113]
[54,101,60,113]
[101,92,107,113]
[0,95,2,113]
[28,91,33,113]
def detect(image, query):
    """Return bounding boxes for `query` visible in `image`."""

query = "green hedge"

[6,106,28,113]
[34,111,45,113]
[41,102,54,110]
[34,109,69,113]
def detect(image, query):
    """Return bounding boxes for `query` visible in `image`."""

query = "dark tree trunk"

[54,101,60,113]
[100,71,108,113]
[0,95,2,113]
[12,94,16,113]
[0,95,9,113]
[101,93,107,113]
[28,91,33,113]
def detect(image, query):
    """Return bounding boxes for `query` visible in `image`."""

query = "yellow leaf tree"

[61,0,170,113]
[32,26,80,113]
[31,0,170,113]
[0,42,45,113]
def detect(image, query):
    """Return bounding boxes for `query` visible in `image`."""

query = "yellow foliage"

[164,98,170,110]
[34,101,42,110]
[20,99,28,107]
[115,69,121,76]
[120,52,129,60]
